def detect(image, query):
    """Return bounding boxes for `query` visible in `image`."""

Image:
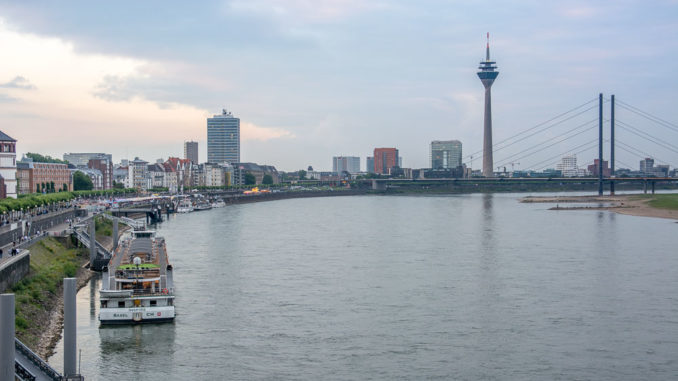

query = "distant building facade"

[184,141,199,164]
[72,168,103,190]
[63,153,113,189]
[430,140,462,169]
[332,156,360,174]
[373,148,399,175]
[19,161,72,193]
[128,157,149,190]
[232,163,278,185]
[0,131,17,198]
[587,159,611,178]
[556,155,587,177]
[207,109,240,164]
[366,157,374,174]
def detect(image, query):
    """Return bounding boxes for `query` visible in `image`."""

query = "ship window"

[101,301,107,308]
[118,301,125,308]
[150,300,157,306]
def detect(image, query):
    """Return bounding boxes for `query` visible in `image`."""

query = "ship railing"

[131,289,174,296]
[15,338,63,381]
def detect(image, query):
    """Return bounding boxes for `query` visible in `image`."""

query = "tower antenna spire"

[486,32,490,61]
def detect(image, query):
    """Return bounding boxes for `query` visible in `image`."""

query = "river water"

[49,194,678,380]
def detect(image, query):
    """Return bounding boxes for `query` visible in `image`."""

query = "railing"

[100,213,145,230]
[15,338,63,381]
[15,361,36,381]
[73,229,111,259]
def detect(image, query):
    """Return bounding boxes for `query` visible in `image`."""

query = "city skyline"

[0,2,677,171]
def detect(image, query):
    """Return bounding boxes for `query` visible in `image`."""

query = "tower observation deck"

[477,33,499,177]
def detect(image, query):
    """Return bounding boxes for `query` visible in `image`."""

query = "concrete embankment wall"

[0,209,87,247]
[0,252,29,292]
[223,189,368,205]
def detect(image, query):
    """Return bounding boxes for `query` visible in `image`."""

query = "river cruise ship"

[99,230,175,324]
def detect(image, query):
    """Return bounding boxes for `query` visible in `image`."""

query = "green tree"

[73,171,93,191]
[62,183,68,192]
[244,172,256,185]
[25,152,68,164]
[113,181,124,189]
[49,181,55,193]
[36,184,40,193]
[262,174,273,185]
[298,170,307,180]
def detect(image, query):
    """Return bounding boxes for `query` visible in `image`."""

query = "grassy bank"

[12,237,88,349]
[95,215,113,242]
[632,193,678,210]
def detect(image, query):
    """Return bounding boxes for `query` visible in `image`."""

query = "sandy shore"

[522,194,678,220]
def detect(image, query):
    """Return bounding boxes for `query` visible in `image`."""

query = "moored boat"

[176,199,193,213]
[99,229,176,324]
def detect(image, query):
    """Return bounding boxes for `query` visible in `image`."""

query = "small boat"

[211,199,226,208]
[193,199,212,211]
[176,199,193,213]
[99,229,176,324]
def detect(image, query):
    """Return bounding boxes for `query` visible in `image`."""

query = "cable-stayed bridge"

[364,94,678,194]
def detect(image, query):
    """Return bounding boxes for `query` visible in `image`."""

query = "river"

[49,193,678,380]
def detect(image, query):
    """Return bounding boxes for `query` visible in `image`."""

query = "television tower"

[477,33,499,177]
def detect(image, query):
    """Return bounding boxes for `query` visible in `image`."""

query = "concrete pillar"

[63,278,77,378]
[643,180,648,194]
[89,219,96,265]
[0,294,15,381]
[113,218,119,251]
[652,181,656,194]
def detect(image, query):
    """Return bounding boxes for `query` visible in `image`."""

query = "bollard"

[0,294,15,381]
[63,278,77,378]
[113,218,119,251]
[89,219,96,264]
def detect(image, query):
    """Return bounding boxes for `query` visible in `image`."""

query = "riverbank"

[522,193,678,220]
[12,236,92,359]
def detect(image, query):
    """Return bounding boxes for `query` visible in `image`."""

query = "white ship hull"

[100,305,175,324]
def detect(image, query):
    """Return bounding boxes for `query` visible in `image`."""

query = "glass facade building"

[430,140,462,169]
[207,109,240,164]
[332,156,360,174]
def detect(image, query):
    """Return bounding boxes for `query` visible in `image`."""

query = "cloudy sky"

[1,0,677,171]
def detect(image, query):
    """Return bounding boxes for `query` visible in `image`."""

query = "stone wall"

[0,251,30,292]
[0,209,87,247]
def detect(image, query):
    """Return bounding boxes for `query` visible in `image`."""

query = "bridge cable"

[615,120,678,154]
[615,99,678,134]
[522,139,598,171]
[531,143,599,172]
[463,97,599,161]
[615,140,677,168]
[495,119,599,168]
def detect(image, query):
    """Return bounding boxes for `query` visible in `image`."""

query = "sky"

[0,0,677,172]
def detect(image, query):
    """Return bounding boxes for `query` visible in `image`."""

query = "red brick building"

[373,148,399,175]
[17,161,72,194]
[587,159,611,177]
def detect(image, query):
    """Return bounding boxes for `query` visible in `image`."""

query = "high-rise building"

[0,130,17,198]
[556,155,586,177]
[430,140,462,169]
[332,156,360,174]
[373,148,399,175]
[184,141,199,164]
[477,33,499,177]
[640,158,654,174]
[366,157,374,173]
[207,109,240,164]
